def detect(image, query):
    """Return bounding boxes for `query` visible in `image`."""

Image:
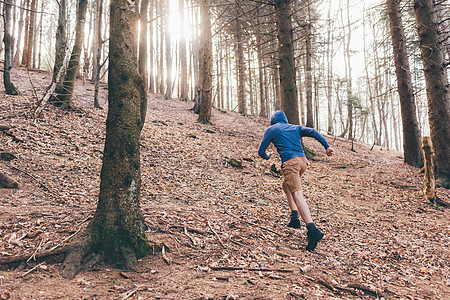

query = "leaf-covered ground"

[0,68,449,299]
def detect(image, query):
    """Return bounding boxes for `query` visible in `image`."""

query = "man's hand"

[326,147,334,157]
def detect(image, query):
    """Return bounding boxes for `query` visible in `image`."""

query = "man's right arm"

[258,129,272,160]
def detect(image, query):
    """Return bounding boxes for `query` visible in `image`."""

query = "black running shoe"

[306,228,324,251]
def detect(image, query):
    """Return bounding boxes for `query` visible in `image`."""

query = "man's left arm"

[300,127,332,152]
[258,130,272,160]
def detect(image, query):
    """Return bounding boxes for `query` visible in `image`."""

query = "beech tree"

[414,0,450,182]
[61,0,149,279]
[387,0,423,168]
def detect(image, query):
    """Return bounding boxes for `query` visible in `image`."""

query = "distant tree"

[197,0,213,124]
[61,0,149,279]
[50,0,88,108]
[275,0,299,124]
[414,0,450,182]
[3,0,18,95]
[387,0,424,168]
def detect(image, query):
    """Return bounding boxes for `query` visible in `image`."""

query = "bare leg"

[292,190,313,224]
[282,181,297,211]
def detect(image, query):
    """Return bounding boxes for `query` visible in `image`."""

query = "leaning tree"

[61,0,150,279]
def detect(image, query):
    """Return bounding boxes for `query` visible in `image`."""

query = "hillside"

[0,68,449,299]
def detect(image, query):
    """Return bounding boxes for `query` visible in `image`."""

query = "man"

[258,110,334,251]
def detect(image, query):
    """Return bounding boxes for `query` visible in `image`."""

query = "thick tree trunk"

[3,0,18,95]
[387,0,423,167]
[414,0,450,181]
[51,0,66,85]
[179,0,188,101]
[275,0,299,124]
[51,0,88,108]
[61,0,149,279]
[197,0,213,124]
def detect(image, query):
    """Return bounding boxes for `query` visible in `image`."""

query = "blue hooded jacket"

[258,110,330,163]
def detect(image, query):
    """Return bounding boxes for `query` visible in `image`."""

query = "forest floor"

[0,68,449,300]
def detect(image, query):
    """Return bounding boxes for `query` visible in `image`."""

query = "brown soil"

[0,68,449,299]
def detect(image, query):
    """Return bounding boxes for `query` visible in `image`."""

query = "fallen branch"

[224,211,282,236]
[184,227,197,246]
[20,262,45,278]
[0,246,69,269]
[121,285,141,300]
[11,166,50,191]
[347,283,384,297]
[161,245,171,265]
[207,220,226,248]
[209,266,294,273]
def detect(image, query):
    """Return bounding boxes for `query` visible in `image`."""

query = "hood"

[270,110,288,125]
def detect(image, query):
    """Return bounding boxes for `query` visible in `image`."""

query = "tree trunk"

[236,18,246,115]
[139,0,149,90]
[20,0,30,66]
[414,0,450,181]
[25,0,36,69]
[305,24,314,127]
[148,0,155,93]
[179,0,188,101]
[275,0,299,124]
[93,0,103,109]
[51,0,66,85]
[197,0,213,124]
[387,0,423,167]
[13,0,25,67]
[51,0,88,108]
[3,0,18,95]
[256,7,266,117]
[164,0,173,99]
[61,0,149,280]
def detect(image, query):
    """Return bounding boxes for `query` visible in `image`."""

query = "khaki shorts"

[281,156,308,193]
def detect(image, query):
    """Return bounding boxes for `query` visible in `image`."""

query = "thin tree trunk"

[93,0,104,109]
[51,0,88,108]
[256,7,266,117]
[414,0,450,181]
[21,0,30,66]
[37,0,44,69]
[13,0,25,67]
[387,0,423,167]
[179,0,188,101]
[236,18,246,115]
[164,1,173,99]
[139,0,149,90]
[148,0,154,93]
[198,0,213,124]
[3,0,18,95]
[51,0,66,85]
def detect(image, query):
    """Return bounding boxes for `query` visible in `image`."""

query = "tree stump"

[421,137,436,204]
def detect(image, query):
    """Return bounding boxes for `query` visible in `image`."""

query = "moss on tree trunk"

[61,0,149,279]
